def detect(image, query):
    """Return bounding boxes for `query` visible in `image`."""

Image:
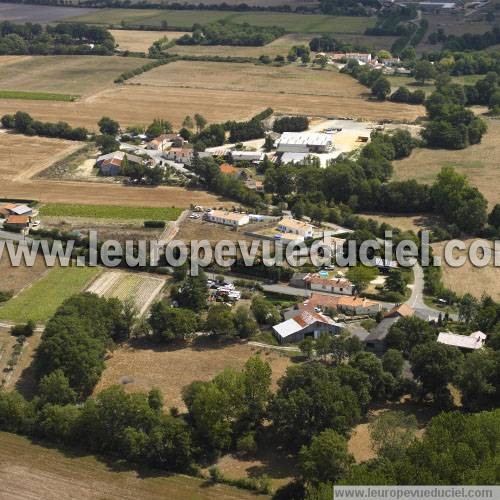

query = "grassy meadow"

[39,203,182,221]
[0,266,100,323]
[0,90,78,101]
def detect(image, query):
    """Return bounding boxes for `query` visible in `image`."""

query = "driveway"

[405,262,453,320]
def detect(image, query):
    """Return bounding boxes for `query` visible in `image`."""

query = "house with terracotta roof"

[384,303,414,319]
[4,214,31,231]
[146,134,185,151]
[273,309,343,344]
[96,151,144,176]
[165,147,194,165]
[219,163,244,178]
[303,273,355,296]
[302,293,381,316]
[277,217,314,238]
[205,210,250,227]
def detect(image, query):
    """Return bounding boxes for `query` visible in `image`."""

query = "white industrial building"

[437,331,487,350]
[205,210,250,227]
[230,151,264,163]
[275,132,334,154]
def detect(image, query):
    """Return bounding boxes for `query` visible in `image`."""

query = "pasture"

[0,56,145,97]
[66,9,376,34]
[394,118,500,206]
[431,239,500,301]
[110,29,189,52]
[86,271,166,314]
[0,432,263,500]
[95,338,291,411]
[39,203,182,221]
[0,266,101,323]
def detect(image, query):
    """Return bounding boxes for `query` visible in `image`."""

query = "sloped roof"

[384,303,414,318]
[437,331,487,350]
[6,215,29,224]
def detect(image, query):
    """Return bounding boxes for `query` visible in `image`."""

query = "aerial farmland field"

[0,266,101,323]
[39,203,182,221]
[110,29,189,52]
[0,432,263,500]
[0,55,145,97]
[86,271,167,314]
[394,118,500,206]
[66,9,376,34]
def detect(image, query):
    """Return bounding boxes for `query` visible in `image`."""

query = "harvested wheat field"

[394,118,500,206]
[0,77,423,130]
[431,239,500,301]
[0,432,264,500]
[2,178,228,208]
[133,61,376,96]
[110,29,189,52]
[0,133,80,182]
[95,338,291,411]
[0,55,145,97]
[0,131,230,207]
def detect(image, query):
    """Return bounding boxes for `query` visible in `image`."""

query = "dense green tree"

[148,303,198,341]
[270,363,360,449]
[98,116,119,136]
[414,60,436,84]
[382,349,404,378]
[38,369,76,406]
[96,134,119,154]
[371,77,391,100]
[299,429,354,485]
[457,349,500,411]
[410,341,462,398]
[206,304,236,336]
[171,273,208,310]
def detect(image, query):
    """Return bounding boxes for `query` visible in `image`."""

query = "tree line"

[0,21,115,55]
[176,21,285,47]
[1,111,88,141]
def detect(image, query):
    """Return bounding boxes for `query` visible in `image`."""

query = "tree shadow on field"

[126,335,242,353]
[26,435,178,480]
[14,364,38,400]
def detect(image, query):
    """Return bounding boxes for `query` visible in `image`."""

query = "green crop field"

[65,9,375,34]
[0,266,100,323]
[39,203,182,221]
[0,90,79,102]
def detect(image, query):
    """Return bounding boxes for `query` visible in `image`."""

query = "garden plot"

[86,271,166,314]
